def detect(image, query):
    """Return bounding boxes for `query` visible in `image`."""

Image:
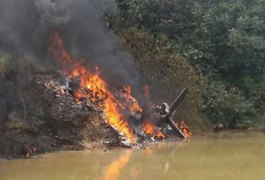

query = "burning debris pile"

[44,32,192,147]
[0,31,192,158]
[0,1,192,159]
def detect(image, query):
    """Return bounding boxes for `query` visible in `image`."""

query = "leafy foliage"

[118,28,205,127]
[200,82,257,128]
[106,0,265,129]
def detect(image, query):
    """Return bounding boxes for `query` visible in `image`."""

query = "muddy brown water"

[0,131,265,180]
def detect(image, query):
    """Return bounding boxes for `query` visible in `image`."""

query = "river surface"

[0,131,265,180]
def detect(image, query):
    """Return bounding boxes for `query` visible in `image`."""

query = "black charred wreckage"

[61,76,190,146]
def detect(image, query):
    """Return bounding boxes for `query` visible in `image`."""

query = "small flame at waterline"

[142,121,165,139]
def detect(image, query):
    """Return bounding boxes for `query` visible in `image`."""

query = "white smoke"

[34,0,73,25]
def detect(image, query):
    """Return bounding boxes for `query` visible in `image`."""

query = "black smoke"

[0,0,142,94]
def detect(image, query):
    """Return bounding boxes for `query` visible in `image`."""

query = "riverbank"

[1,131,265,180]
[0,70,190,159]
[0,72,119,159]
[1,127,264,160]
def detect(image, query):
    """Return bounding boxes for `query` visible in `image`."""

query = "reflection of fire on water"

[144,147,154,156]
[103,139,189,180]
[104,150,133,180]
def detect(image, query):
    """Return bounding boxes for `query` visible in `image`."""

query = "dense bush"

[118,28,205,127]
[105,0,265,129]
[200,82,257,129]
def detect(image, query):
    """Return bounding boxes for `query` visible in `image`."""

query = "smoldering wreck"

[0,0,191,159]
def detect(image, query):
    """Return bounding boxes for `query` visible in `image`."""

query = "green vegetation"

[0,53,17,79]
[105,0,265,129]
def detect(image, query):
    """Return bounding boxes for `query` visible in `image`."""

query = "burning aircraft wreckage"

[2,32,191,158]
[43,32,192,148]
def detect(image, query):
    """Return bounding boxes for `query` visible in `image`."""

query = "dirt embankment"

[0,73,118,159]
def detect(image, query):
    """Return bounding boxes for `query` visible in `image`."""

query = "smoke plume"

[0,0,142,94]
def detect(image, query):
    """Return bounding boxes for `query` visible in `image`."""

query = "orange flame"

[155,131,165,139]
[104,150,132,180]
[142,121,155,135]
[142,121,165,139]
[121,86,143,113]
[50,32,136,144]
[176,121,192,138]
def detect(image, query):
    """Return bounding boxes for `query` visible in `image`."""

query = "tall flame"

[121,86,143,113]
[50,32,136,144]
